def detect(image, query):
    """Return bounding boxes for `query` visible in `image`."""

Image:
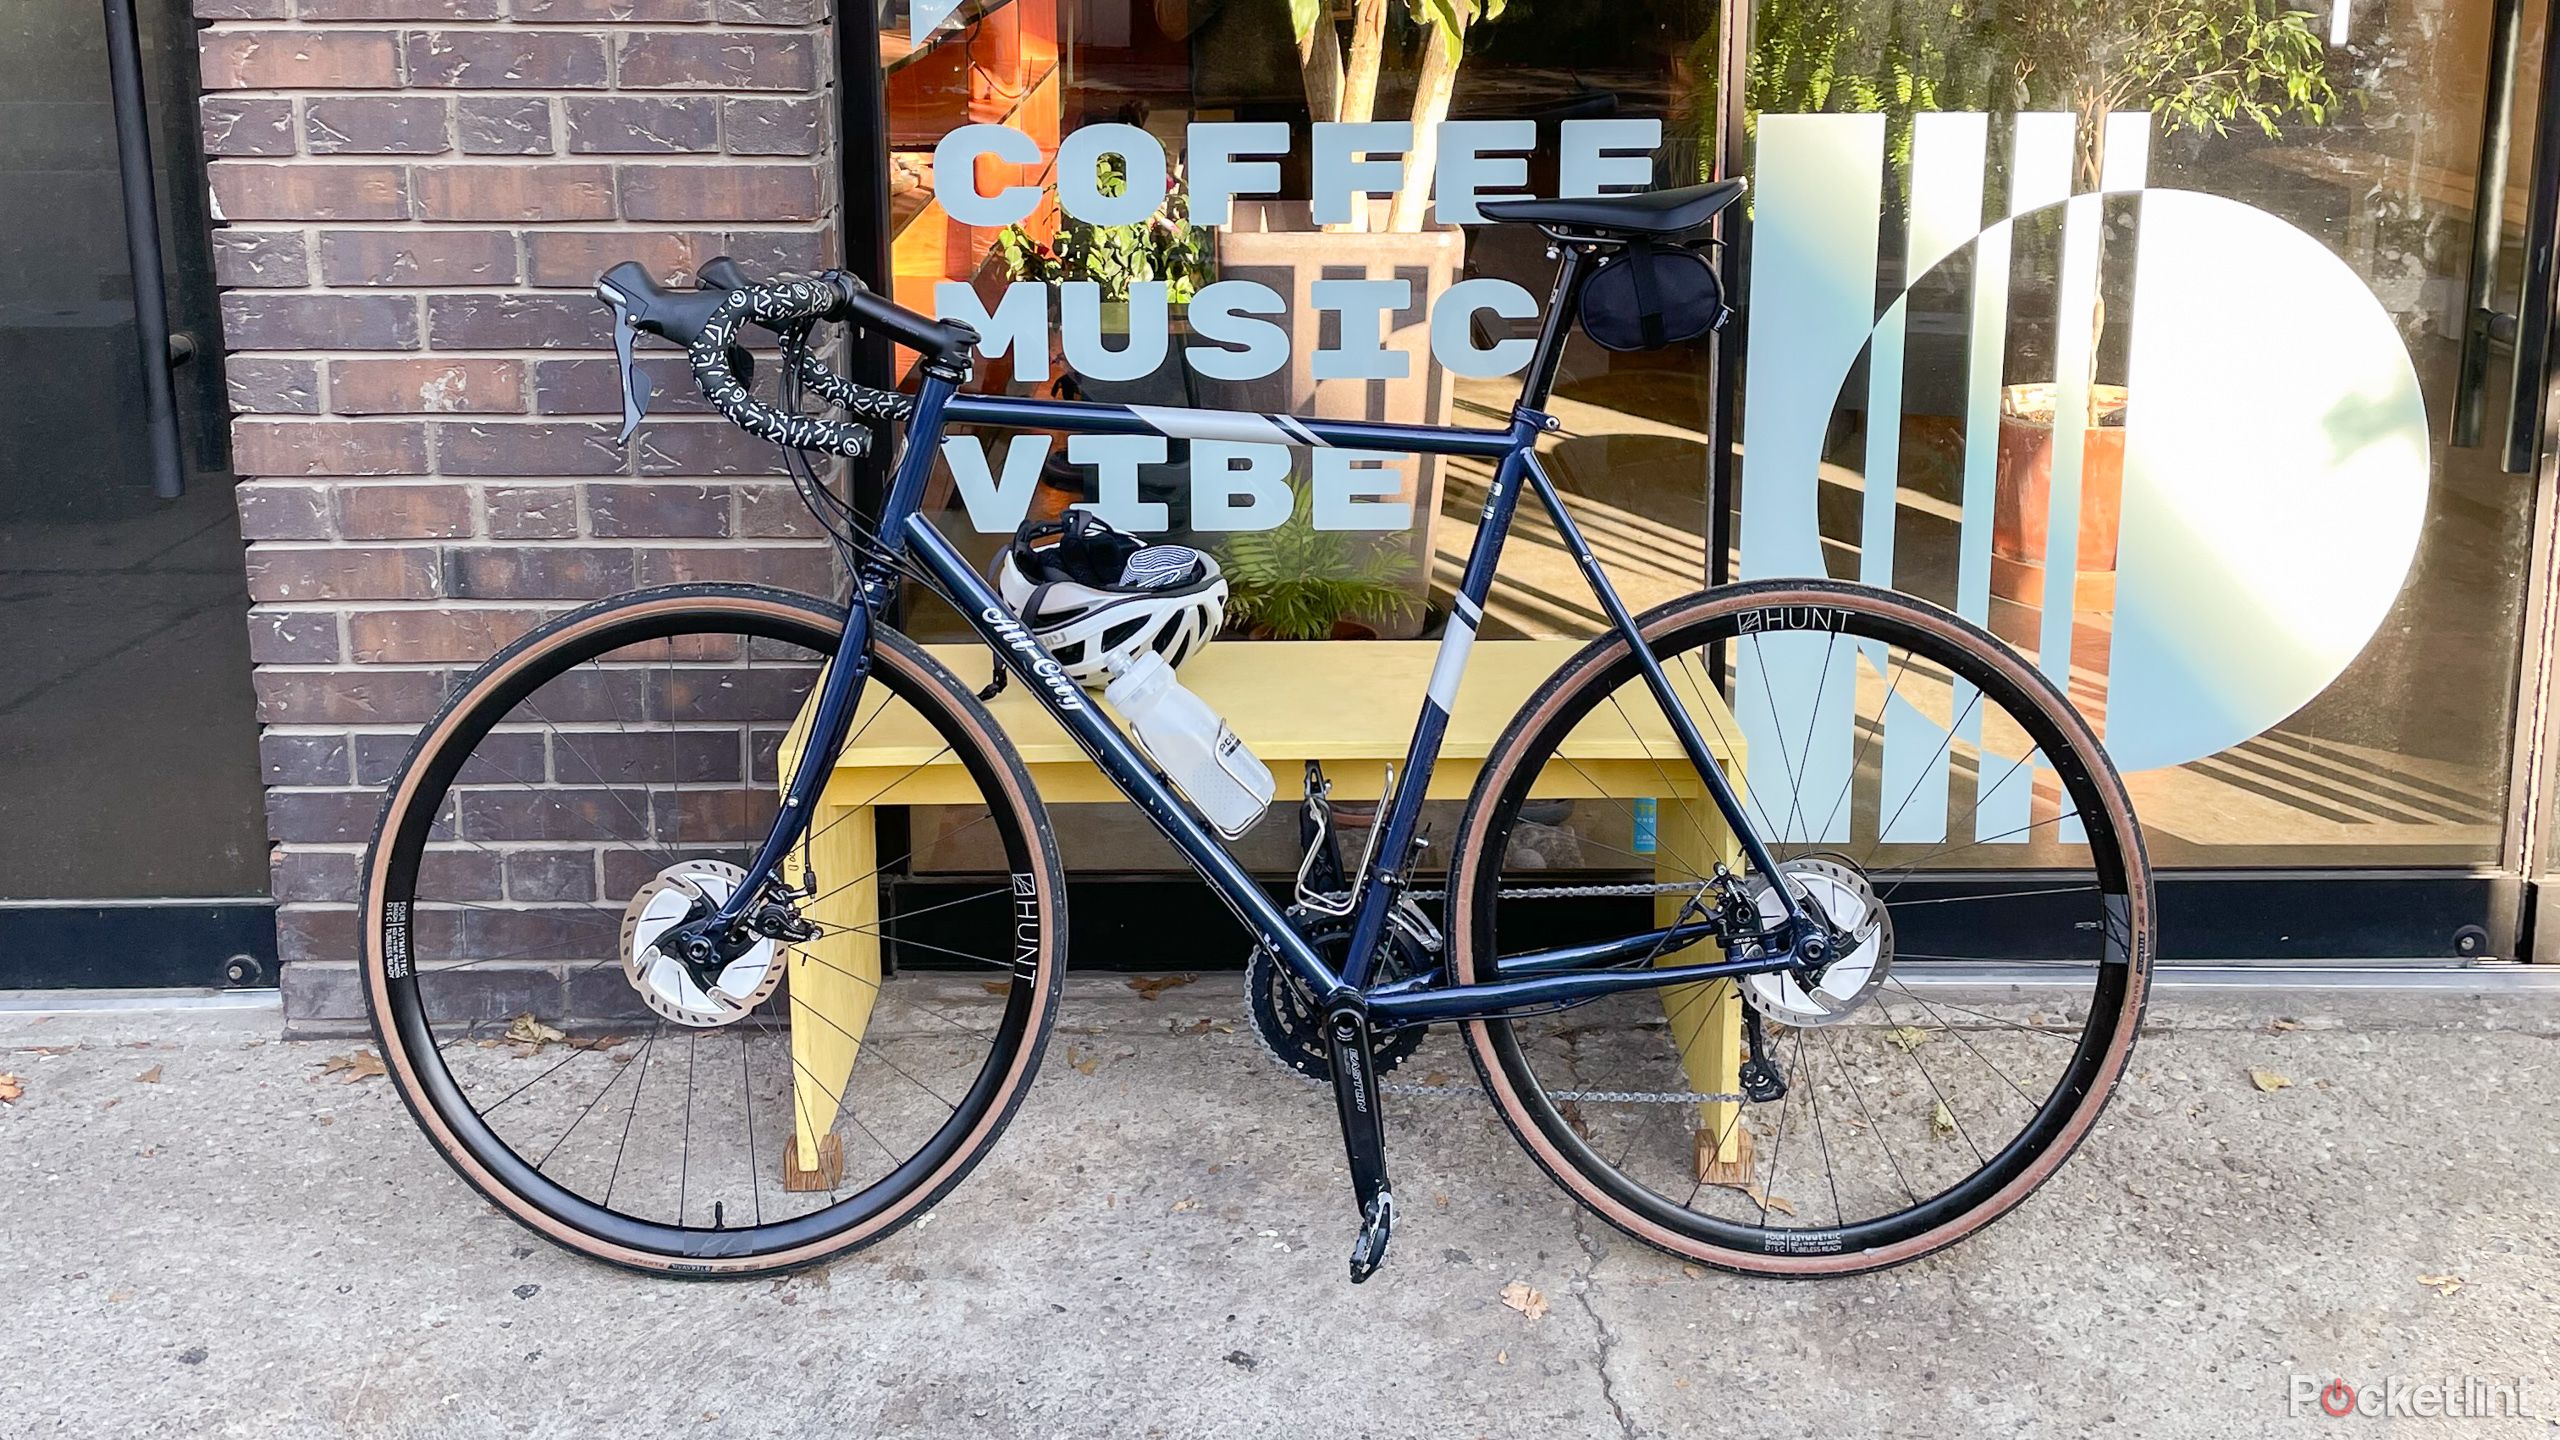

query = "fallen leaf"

[2417,1273,2464,1297]
[2264,1016,2303,1033]
[0,1074,21,1103]
[1424,1071,1451,1087]
[1498,1281,1549,1320]
[1885,1026,1933,1052]
[564,1034,627,1052]
[1127,974,1197,1000]
[1169,1198,1198,1213]
[505,1013,567,1053]
[1068,1045,1100,1076]
[979,981,1009,996]
[2249,1069,2293,1093]
[317,1051,387,1084]
[1681,1264,1704,1279]
[134,1066,162,1084]
[1494,1350,1509,1365]
[1744,1185,1797,1217]
[1929,1100,1957,1139]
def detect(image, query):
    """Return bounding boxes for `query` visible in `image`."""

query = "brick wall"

[196,0,842,996]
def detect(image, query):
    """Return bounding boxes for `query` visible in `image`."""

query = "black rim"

[1472,584,2143,1260]
[371,590,1056,1262]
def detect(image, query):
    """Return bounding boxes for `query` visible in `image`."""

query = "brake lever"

[608,304,653,446]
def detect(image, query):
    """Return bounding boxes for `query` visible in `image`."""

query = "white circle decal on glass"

[2102,189,2429,773]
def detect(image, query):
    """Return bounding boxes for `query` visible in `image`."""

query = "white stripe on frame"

[1426,610,1478,711]
[1128,405,1293,446]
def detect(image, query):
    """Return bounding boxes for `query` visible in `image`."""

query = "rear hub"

[1739,856,1893,1026]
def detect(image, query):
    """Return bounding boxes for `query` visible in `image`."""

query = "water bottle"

[1103,651,1275,838]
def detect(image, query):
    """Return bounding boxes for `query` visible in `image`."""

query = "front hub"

[619,860,784,1027]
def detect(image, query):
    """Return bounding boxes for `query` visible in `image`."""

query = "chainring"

[1247,903,1433,1083]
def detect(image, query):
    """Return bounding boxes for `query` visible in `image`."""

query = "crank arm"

[1325,1006,1395,1282]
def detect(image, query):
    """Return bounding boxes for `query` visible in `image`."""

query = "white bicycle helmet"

[993,511,1227,687]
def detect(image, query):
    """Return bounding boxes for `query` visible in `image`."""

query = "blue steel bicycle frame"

[723,252,1808,1024]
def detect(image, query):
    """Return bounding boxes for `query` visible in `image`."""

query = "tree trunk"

[1298,7,1344,129]
[1341,0,1389,126]
[1328,0,1390,232]
[2078,95,2110,427]
[1387,22,1462,232]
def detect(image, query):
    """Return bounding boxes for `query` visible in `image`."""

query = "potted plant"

[993,154,1214,331]
[1216,484,1422,640]
[993,157,1217,526]
[1986,0,2338,610]
[1195,0,1505,635]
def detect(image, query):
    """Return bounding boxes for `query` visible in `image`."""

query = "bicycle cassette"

[1247,902,1436,1083]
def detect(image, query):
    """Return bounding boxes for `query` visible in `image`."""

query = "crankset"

[1246,902,1436,1083]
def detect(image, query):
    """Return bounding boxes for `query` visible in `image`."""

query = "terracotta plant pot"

[1991,382,2128,613]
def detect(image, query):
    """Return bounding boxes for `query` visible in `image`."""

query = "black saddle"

[1478,178,1747,237]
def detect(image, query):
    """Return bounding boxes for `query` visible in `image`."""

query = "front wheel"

[361,584,1066,1276]
[1451,579,2152,1276]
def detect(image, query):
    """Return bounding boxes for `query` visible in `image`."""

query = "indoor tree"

[1288,0,1508,231]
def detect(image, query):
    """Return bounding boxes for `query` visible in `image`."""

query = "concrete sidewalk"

[3,980,2556,1439]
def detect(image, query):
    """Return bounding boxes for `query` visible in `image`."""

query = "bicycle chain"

[1279,879,1746,1103]
[1380,1081,1745,1103]
[1403,881,1713,902]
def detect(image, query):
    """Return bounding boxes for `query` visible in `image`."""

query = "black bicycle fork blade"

[1325,1010,1394,1283]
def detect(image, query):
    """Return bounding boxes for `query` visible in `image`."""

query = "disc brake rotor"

[1739,856,1894,1027]
[619,860,784,1027]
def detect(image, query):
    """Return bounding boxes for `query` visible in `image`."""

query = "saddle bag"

[1577,241,1728,353]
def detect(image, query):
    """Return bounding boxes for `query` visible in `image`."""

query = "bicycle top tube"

[938,391,1523,458]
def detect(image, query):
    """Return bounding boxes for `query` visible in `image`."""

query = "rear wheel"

[362,584,1064,1276]
[1452,579,2151,1276]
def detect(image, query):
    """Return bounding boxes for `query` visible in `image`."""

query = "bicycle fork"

[1324,1003,1396,1282]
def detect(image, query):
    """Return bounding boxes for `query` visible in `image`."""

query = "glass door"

[1719,0,2553,956]
[0,0,270,985]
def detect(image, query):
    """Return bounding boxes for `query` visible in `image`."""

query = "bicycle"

[360,178,2153,1281]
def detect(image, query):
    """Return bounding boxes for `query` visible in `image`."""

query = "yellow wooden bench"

[776,639,1749,1191]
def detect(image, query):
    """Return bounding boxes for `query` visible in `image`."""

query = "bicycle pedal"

[1348,1189,1395,1283]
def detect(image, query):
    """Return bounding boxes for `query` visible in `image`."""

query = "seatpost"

[1515,238,1593,413]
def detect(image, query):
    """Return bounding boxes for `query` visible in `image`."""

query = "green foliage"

[2008,0,2339,146]
[1405,0,1507,62]
[995,156,1214,305]
[1215,487,1421,640]
[1690,0,2340,187]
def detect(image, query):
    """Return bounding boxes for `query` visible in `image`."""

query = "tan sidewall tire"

[360,587,1064,1277]
[1448,580,2154,1277]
